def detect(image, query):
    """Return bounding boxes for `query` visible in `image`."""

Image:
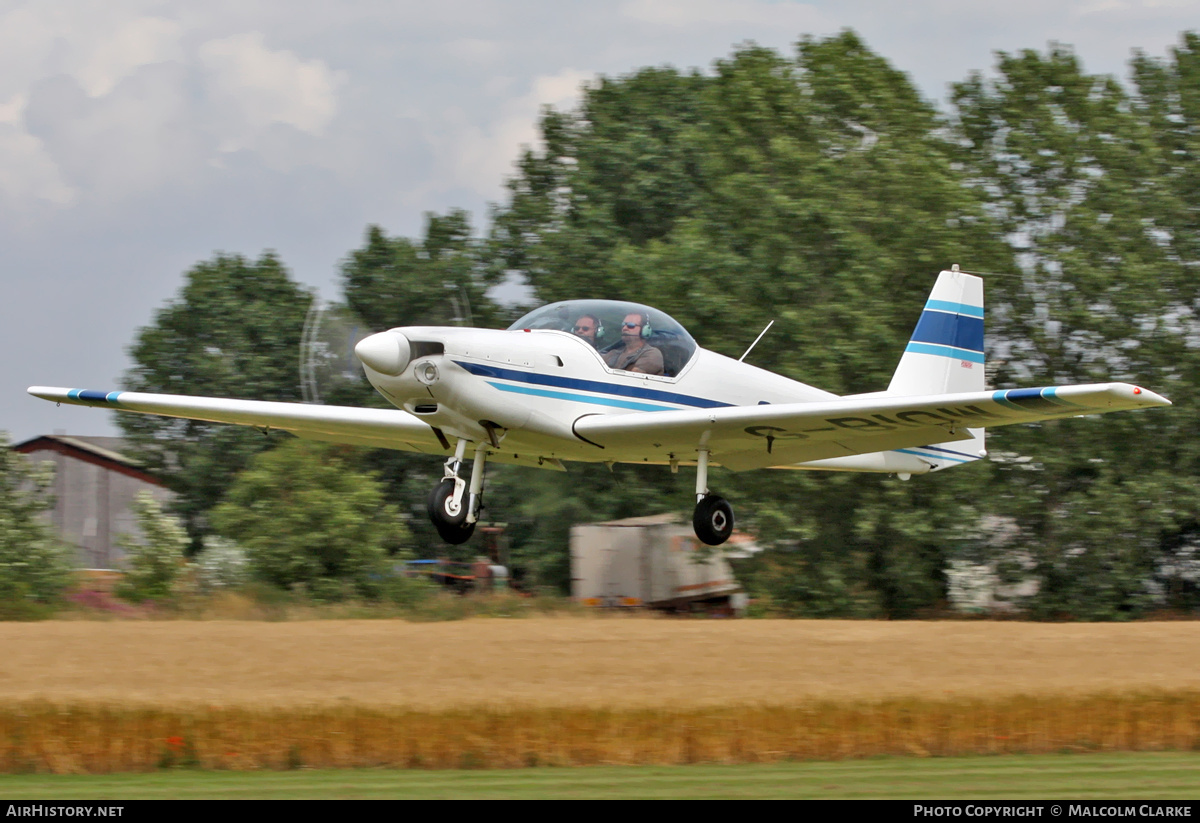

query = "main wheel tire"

[427,479,476,544]
[693,494,734,546]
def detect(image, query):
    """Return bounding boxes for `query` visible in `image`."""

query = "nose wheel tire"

[428,479,476,545]
[693,494,734,546]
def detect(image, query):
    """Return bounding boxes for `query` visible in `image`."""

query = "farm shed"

[13,435,173,570]
[570,513,750,614]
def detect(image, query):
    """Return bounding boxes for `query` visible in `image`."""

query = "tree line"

[6,30,1199,618]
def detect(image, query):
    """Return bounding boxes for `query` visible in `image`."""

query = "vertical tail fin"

[889,267,985,396]
[888,267,986,469]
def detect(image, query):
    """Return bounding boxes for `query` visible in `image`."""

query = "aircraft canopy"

[507,300,699,377]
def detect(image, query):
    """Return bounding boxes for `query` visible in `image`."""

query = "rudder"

[888,267,985,397]
[887,267,986,470]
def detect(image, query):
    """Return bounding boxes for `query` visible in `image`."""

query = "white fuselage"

[361,326,856,468]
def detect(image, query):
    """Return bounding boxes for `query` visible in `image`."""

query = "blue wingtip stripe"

[996,388,1080,413]
[992,390,1024,411]
[66,389,122,405]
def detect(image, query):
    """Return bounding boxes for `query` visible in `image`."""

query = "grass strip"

[0,752,1198,799]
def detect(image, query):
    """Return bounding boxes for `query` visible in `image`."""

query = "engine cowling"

[355,331,411,376]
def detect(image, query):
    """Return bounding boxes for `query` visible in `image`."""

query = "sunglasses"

[573,325,593,332]
[622,322,642,329]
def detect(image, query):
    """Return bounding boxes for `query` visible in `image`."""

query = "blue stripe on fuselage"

[454,360,732,409]
[894,447,978,464]
[486,382,678,412]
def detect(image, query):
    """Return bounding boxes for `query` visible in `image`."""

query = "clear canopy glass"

[507,299,698,377]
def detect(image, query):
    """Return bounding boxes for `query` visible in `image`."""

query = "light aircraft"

[29,267,1170,546]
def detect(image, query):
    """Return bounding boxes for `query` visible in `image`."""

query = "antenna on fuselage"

[449,287,474,327]
[738,320,775,363]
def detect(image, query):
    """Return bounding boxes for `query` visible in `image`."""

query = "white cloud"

[75,16,184,97]
[198,31,340,142]
[0,94,26,125]
[620,0,827,28]
[23,66,215,200]
[0,124,76,206]
[434,67,594,201]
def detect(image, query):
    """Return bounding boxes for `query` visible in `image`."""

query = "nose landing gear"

[427,440,488,545]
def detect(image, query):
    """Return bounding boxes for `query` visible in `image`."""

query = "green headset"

[626,313,653,339]
[572,314,603,340]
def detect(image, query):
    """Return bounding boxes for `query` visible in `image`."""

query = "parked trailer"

[570,514,747,614]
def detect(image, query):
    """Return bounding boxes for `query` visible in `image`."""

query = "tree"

[1131,33,1200,611]
[210,439,410,601]
[120,252,312,548]
[951,42,1195,617]
[115,491,189,603]
[342,210,508,333]
[0,432,72,616]
[486,31,1010,614]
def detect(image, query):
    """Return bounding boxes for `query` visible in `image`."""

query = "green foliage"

[0,432,72,618]
[211,439,410,601]
[116,492,189,603]
[342,211,508,333]
[194,537,249,593]
[951,36,1200,618]
[107,29,1200,620]
[487,31,1008,613]
[120,252,312,549]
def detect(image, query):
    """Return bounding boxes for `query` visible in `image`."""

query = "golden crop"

[1,618,1197,771]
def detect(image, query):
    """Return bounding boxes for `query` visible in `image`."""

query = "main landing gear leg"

[427,439,478,545]
[465,442,487,525]
[692,448,734,546]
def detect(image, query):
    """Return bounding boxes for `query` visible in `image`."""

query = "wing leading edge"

[27,387,447,454]
[572,382,1171,472]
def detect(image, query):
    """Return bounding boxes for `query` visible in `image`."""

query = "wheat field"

[2,617,1199,771]
[2,617,1197,707]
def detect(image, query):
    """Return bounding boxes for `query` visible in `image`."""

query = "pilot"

[572,314,600,348]
[603,312,664,375]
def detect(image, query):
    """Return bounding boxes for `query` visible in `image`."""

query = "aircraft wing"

[26,387,448,455]
[572,383,1171,472]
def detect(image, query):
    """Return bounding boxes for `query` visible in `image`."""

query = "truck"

[570,513,749,614]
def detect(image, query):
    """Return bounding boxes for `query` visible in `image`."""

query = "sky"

[4,0,1198,442]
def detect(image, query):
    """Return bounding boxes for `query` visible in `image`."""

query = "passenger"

[572,314,601,348]
[603,313,664,375]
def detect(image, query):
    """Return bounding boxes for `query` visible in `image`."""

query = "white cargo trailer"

[570,514,746,614]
